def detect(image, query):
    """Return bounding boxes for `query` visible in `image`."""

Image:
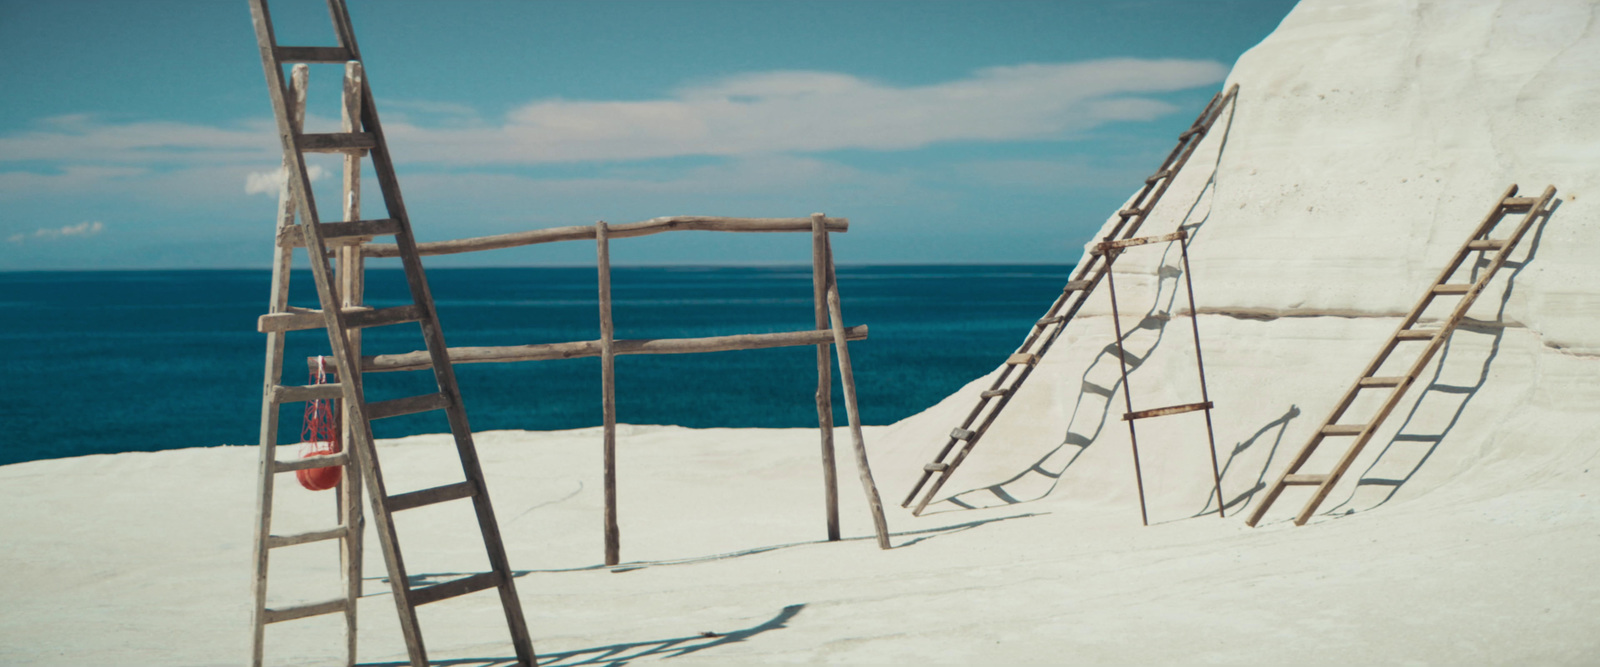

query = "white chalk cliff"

[2,0,1597,664]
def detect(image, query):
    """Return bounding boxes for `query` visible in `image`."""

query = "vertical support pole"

[597,221,620,566]
[810,214,841,542]
[335,59,365,667]
[1102,246,1150,526]
[821,233,892,549]
[1179,236,1226,518]
[251,63,307,667]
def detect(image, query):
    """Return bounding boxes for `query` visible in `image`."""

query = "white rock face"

[878,0,1600,520]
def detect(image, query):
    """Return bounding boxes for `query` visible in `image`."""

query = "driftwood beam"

[354,325,870,373]
[362,216,850,258]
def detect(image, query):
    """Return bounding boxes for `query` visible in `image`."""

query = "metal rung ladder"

[904,84,1239,516]
[1099,228,1224,526]
[247,1,536,665]
[1246,184,1557,528]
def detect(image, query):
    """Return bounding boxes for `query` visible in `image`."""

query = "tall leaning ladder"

[905,84,1239,516]
[1246,184,1557,527]
[247,1,537,665]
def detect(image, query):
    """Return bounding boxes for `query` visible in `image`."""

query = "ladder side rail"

[1100,250,1151,525]
[1178,236,1227,517]
[329,1,536,660]
[335,60,365,667]
[249,57,308,667]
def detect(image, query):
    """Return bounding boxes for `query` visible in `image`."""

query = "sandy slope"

[4,0,1600,664]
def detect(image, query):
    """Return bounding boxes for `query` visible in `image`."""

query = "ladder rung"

[1502,196,1537,211]
[299,132,377,153]
[267,526,351,549]
[367,392,449,420]
[263,597,348,624]
[1144,169,1171,184]
[924,462,949,472]
[1321,424,1366,436]
[1282,473,1329,485]
[1117,207,1143,218]
[1179,125,1205,140]
[409,571,503,607]
[320,218,401,240]
[271,382,344,404]
[980,389,1009,398]
[1358,376,1407,388]
[386,481,476,512]
[1037,316,1066,327]
[1062,280,1092,292]
[1122,401,1213,421]
[1006,352,1039,366]
[258,304,421,333]
[1101,229,1187,252]
[1432,284,1473,295]
[274,46,355,63]
[273,451,349,473]
[1466,239,1506,251]
[950,428,976,441]
[1395,328,1441,341]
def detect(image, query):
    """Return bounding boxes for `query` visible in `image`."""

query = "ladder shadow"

[357,603,804,667]
[1191,404,1301,517]
[1316,198,1556,518]
[928,98,1242,514]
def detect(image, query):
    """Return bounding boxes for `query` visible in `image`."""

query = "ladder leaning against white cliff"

[1246,184,1557,528]
[904,84,1239,516]
[246,0,537,665]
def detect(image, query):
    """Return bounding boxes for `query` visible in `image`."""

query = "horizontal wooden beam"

[362,215,849,258]
[357,324,869,373]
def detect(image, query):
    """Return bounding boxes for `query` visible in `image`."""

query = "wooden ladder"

[1245,184,1557,527]
[1099,228,1225,526]
[904,84,1239,516]
[246,1,537,665]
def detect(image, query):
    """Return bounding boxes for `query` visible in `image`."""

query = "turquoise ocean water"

[0,265,1073,466]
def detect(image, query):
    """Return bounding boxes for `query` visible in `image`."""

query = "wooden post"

[251,63,307,667]
[810,214,841,541]
[335,60,365,667]
[597,221,620,566]
[822,235,892,549]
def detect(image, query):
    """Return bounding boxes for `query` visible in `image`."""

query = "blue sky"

[0,0,1297,269]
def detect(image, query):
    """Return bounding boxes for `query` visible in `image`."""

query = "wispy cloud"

[244,164,329,196]
[9,221,105,244]
[384,58,1228,164]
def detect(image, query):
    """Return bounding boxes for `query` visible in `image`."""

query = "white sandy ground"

[4,0,1600,663]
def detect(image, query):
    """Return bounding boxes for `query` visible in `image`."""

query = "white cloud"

[9,221,104,244]
[379,58,1228,164]
[244,164,329,196]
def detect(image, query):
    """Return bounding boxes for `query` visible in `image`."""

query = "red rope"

[296,356,342,491]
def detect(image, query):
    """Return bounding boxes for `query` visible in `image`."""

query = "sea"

[0,265,1074,466]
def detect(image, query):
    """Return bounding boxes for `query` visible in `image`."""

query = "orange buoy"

[295,444,342,491]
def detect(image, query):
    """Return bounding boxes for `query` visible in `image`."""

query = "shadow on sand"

[358,604,804,667]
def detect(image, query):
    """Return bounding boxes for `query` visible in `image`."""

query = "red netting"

[296,356,342,491]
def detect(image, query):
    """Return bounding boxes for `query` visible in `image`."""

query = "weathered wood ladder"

[247,1,536,665]
[904,84,1239,516]
[1099,228,1225,526]
[1246,184,1557,527]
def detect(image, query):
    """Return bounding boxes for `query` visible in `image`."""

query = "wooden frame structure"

[341,213,893,566]
[1097,228,1225,526]
[248,1,535,664]
[904,84,1239,516]
[1247,185,1557,527]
